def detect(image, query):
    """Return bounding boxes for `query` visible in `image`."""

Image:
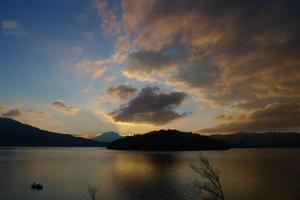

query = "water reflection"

[0,148,299,200]
[109,152,186,200]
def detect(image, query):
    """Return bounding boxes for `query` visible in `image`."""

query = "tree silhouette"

[187,154,225,200]
[83,183,99,200]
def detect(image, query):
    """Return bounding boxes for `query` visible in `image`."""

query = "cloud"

[106,84,137,100]
[214,114,234,121]
[1,109,21,118]
[84,31,95,40]
[129,50,177,71]
[105,76,116,82]
[52,108,116,135]
[201,103,300,133]
[119,0,300,104]
[52,100,79,115]
[87,0,300,132]
[172,57,221,88]
[93,0,122,36]
[123,49,179,82]
[72,46,83,53]
[108,86,188,125]
[74,59,108,78]
[0,104,4,113]
[28,110,51,116]
[2,19,26,36]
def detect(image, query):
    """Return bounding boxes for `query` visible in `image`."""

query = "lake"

[0,148,299,200]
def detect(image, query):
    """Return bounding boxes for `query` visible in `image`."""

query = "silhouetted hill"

[93,131,122,143]
[211,132,300,148]
[108,129,230,151]
[0,117,106,147]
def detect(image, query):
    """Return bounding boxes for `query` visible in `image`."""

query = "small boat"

[31,182,44,190]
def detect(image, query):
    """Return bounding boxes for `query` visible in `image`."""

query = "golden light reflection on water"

[0,148,299,200]
[113,153,157,179]
[107,152,187,200]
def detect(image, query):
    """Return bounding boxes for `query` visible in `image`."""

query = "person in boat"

[31,182,43,190]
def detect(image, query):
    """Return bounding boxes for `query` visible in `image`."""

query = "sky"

[0,0,300,136]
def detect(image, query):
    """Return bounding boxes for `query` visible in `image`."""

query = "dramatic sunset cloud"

[115,0,300,132]
[2,0,299,134]
[109,87,188,125]
[201,103,300,133]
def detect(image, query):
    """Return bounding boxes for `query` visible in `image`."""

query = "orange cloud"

[2,108,21,118]
[0,104,4,113]
[201,103,300,133]
[215,114,234,121]
[74,59,108,79]
[93,0,122,36]
[52,100,79,115]
[72,46,83,53]
[106,84,137,100]
[90,0,300,132]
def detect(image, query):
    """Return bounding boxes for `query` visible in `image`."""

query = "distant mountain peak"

[93,131,122,143]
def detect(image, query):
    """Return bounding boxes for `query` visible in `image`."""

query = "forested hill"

[108,129,230,151]
[0,117,106,147]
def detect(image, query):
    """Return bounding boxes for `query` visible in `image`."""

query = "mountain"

[3,117,298,149]
[0,117,106,147]
[108,129,230,151]
[93,131,122,143]
[211,132,300,148]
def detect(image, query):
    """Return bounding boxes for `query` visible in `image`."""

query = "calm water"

[0,148,299,200]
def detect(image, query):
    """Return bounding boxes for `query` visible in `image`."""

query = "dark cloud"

[201,103,300,133]
[173,57,221,88]
[129,50,177,72]
[122,0,300,104]
[106,84,137,100]
[87,0,300,132]
[2,109,21,118]
[109,87,188,125]
[52,100,79,115]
